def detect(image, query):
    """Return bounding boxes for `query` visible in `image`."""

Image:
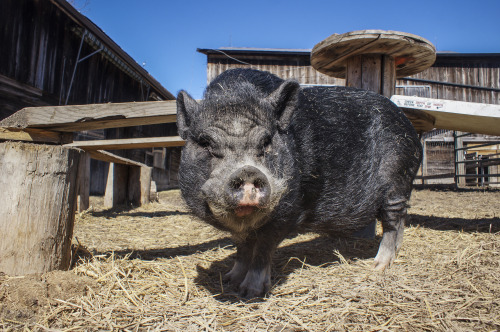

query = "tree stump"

[0,142,82,276]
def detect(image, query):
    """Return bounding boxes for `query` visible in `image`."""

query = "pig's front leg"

[224,238,255,286]
[237,232,282,298]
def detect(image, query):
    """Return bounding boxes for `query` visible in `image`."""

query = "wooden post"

[104,163,129,208]
[346,54,395,97]
[77,152,91,212]
[128,165,152,206]
[455,131,466,187]
[421,138,427,185]
[0,142,82,276]
[104,163,152,208]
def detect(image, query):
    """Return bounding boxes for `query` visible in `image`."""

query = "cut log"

[0,142,82,276]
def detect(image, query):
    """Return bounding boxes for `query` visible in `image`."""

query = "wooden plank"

[0,127,73,144]
[104,163,128,208]
[455,131,466,187]
[0,100,177,132]
[87,150,148,167]
[402,109,436,133]
[391,95,500,136]
[64,136,185,150]
[0,73,43,98]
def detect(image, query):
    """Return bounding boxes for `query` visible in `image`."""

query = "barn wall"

[0,0,180,193]
[204,52,500,105]
[0,0,160,119]
[396,56,500,105]
[206,54,344,87]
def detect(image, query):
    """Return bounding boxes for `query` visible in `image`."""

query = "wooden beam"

[0,100,177,132]
[86,150,147,166]
[0,127,73,144]
[64,136,185,150]
[391,95,500,136]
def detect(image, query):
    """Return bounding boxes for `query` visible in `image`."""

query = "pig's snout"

[226,166,270,217]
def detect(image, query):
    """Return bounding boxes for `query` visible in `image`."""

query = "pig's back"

[292,86,421,234]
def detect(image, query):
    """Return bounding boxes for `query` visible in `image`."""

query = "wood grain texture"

[0,127,73,144]
[0,100,177,132]
[361,54,382,93]
[402,109,436,133]
[65,136,185,150]
[0,142,82,275]
[77,152,90,212]
[382,55,396,97]
[104,163,151,208]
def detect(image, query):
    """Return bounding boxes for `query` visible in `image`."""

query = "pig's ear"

[267,80,300,131]
[176,90,198,139]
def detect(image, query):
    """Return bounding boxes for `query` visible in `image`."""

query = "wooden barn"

[198,47,500,187]
[0,0,180,193]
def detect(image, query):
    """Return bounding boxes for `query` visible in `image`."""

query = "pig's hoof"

[373,240,397,271]
[372,258,392,271]
[238,269,270,298]
[372,251,395,271]
[238,282,267,299]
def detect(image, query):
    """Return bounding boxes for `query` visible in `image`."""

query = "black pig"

[177,68,422,298]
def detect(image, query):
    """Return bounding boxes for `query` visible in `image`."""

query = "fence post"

[454,131,466,187]
[421,137,427,185]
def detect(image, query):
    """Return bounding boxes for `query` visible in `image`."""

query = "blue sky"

[71,0,500,99]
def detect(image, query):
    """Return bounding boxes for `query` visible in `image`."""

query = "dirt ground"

[1,187,499,331]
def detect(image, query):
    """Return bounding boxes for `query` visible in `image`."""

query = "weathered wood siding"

[1,0,179,193]
[203,51,500,105]
[0,0,166,119]
[396,55,500,104]
[206,54,344,87]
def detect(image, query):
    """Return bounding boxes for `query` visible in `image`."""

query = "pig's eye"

[257,134,272,157]
[198,135,223,158]
[198,136,210,149]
